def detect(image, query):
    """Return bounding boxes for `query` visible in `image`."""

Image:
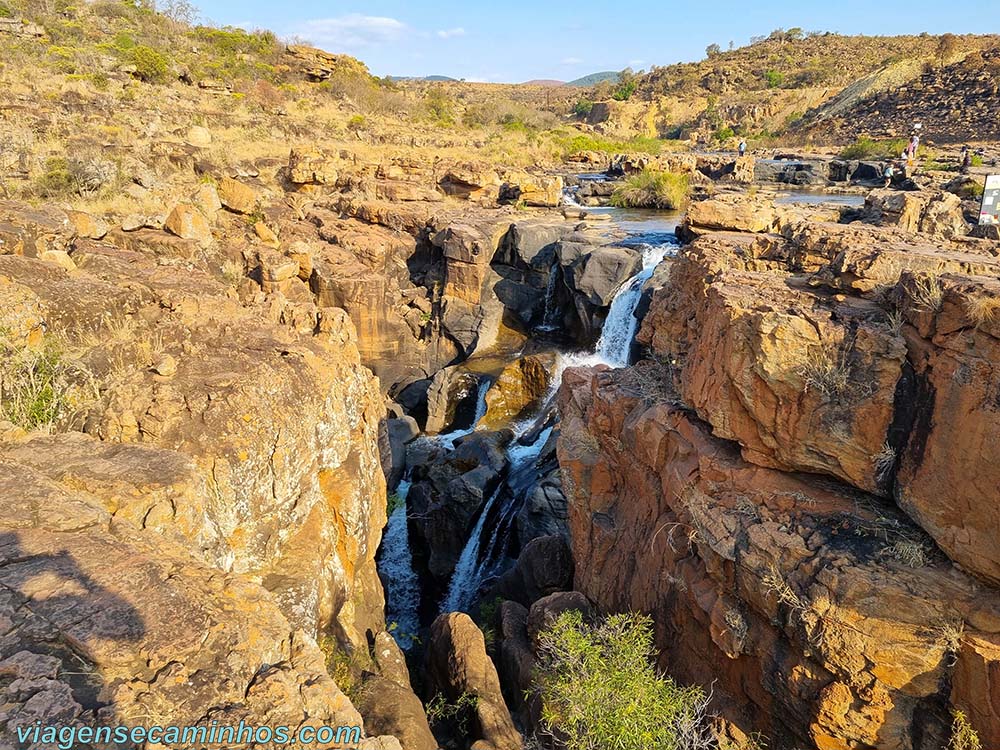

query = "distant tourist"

[905,134,920,167]
[738,139,747,157]
[883,162,895,188]
[961,146,972,174]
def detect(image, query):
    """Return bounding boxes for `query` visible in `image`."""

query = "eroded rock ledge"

[556,192,1000,749]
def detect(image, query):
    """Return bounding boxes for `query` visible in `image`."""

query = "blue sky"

[195,0,999,82]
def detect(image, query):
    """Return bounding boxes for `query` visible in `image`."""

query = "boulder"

[163,203,212,246]
[500,173,563,207]
[288,147,337,185]
[859,189,968,240]
[562,244,641,307]
[191,182,222,218]
[217,176,260,214]
[489,535,574,608]
[481,354,552,429]
[526,591,594,648]
[357,632,437,750]
[66,210,109,240]
[185,125,213,147]
[426,613,522,750]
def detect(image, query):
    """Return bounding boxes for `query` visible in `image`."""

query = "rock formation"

[556,190,1000,748]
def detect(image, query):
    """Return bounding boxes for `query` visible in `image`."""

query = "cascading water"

[537,257,562,332]
[595,240,676,366]
[440,486,504,613]
[382,188,680,627]
[378,477,421,650]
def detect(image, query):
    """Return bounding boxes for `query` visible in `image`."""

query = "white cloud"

[295,14,406,50]
[436,27,466,39]
[560,57,584,65]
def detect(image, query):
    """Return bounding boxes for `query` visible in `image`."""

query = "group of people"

[883,133,921,187]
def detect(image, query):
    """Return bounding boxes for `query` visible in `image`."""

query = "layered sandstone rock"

[557,364,1000,749]
[0,213,387,653]
[426,613,522,750]
[0,443,399,749]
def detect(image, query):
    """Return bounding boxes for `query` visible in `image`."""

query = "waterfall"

[595,241,676,366]
[379,478,421,650]
[440,486,504,613]
[537,257,562,332]
[436,376,491,450]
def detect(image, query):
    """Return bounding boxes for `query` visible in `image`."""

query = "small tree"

[534,611,713,750]
[937,33,959,66]
[705,43,721,58]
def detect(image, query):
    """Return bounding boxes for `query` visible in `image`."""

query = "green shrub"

[839,137,908,160]
[949,710,982,750]
[0,3,13,18]
[0,336,90,431]
[386,491,403,515]
[36,157,76,197]
[764,69,784,88]
[715,126,736,141]
[572,99,594,117]
[611,79,637,101]
[971,154,984,167]
[611,169,689,210]
[535,611,712,750]
[128,44,169,83]
[347,114,366,132]
[424,86,454,125]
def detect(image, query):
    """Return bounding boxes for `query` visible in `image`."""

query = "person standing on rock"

[906,134,920,167]
[738,139,747,158]
[961,146,972,174]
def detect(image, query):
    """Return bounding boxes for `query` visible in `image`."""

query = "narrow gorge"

[2,11,1000,750]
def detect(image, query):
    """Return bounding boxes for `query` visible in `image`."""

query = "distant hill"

[389,74,458,82]
[522,79,566,86]
[567,71,621,87]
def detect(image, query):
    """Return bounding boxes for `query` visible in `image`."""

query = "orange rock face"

[557,364,1000,750]
[561,193,1000,748]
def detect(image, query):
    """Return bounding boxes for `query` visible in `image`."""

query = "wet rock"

[489,535,574,608]
[425,366,486,435]
[481,354,552,429]
[426,613,522,750]
[357,632,437,750]
[561,243,641,307]
[408,431,510,590]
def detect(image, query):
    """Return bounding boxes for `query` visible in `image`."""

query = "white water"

[379,478,421,650]
[435,376,491,449]
[595,242,674,366]
[440,486,504,613]
[537,257,562,332]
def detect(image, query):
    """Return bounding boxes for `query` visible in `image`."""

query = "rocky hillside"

[579,32,1000,144]
[800,48,1000,144]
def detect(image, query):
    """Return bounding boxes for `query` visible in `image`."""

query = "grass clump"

[839,137,908,160]
[560,133,664,158]
[611,169,689,210]
[534,610,713,750]
[0,335,92,432]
